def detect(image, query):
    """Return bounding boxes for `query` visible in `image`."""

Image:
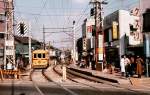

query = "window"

[0,34,4,38]
[38,54,41,58]
[43,54,45,58]
[0,13,5,22]
[34,54,36,58]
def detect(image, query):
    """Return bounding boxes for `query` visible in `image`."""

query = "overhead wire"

[32,0,49,41]
[13,0,23,35]
[62,0,73,48]
[65,0,73,27]
[15,11,88,16]
[75,4,90,26]
[14,0,23,21]
[14,0,91,48]
[14,5,86,10]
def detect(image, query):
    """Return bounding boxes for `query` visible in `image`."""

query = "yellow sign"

[97,48,103,54]
[112,21,118,39]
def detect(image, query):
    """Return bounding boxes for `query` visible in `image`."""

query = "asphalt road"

[0,80,149,95]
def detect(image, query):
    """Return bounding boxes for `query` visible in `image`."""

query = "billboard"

[86,18,95,38]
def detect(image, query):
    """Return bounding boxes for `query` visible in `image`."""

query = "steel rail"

[30,69,45,95]
[42,67,79,95]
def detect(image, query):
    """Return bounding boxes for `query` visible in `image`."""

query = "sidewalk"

[68,64,149,85]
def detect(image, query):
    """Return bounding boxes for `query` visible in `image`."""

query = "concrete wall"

[119,10,130,57]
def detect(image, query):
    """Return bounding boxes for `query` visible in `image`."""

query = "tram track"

[29,64,147,95]
[30,68,79,95]
[30,69,48,95]
[53,65,120,91]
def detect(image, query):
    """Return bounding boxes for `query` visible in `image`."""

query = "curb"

[68,67,118,83]
[67,66,132,85]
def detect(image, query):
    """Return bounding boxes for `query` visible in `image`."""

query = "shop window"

[0,13,5,22]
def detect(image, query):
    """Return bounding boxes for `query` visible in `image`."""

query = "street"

[0,80,149,95]
[0,0,150,95]
[0,65,150,95]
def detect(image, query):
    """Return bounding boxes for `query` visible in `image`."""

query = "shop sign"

[98,35,103,47]
[98,54,103,61]
[6,50,14,55]
[5,40,14,46]
[129,32,142,45]
[87,26,92,33]
[112,21,118,39]
[130,7,140,16]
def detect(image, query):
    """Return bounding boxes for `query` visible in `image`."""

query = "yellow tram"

[32,49,49,69]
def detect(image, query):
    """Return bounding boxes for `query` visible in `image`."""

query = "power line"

[43,27,73,29]
[15,11,89,16]
[44,31,72,33]
[75,4,90,26]
[63,0,72,27]
[15,5,85,10]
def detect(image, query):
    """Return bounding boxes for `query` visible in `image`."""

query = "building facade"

[103,0,150,67]
[0,0,6,64]
[103,10,143,67]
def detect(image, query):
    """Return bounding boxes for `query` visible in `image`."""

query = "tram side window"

[38,54,41,58]
[43,54,45,58]
[34,54,37,58]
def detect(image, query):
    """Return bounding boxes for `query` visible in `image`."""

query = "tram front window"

[38,54,41,58]
[43,54,45,58]
[34,54,37,58]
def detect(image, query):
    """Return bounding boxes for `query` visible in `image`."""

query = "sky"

[14,0,139,50]
[103,0,139,16]
[14,0,90,50]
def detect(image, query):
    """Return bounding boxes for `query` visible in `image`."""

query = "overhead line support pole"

[90,0,107,71]
[29,23,32,68]
[43,25,45,50]
[73,21,76,64]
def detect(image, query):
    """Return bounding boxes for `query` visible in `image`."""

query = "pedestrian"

[80,60,85,68]
[54,59,57,65]
[120,55,125,77]
[129,55,135,76]
[124,55,131,77]
[18,57,24,71]
[135,56,144,78]
[16,57,20,69]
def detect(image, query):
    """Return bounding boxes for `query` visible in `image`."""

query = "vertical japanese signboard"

[112,21,118,40]
[5,40,14,55]
[98,35,103,61]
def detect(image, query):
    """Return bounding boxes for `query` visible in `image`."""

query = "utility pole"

[43,25,45,50]
[28,23,32,68]
[4,0,15,69]
[90,0,107,71]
